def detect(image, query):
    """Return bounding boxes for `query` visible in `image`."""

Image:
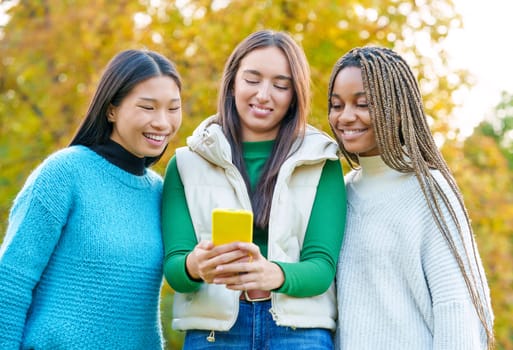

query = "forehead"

[127,76,181,100]
[133,76,178,91]
[238,46,291,77]
[333,67,364,90]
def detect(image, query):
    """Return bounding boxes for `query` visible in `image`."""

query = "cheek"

[328,113,338,128]
[170,113,183,131]
[361,112,372,126]
[280,92,294,108]
[233,88,245,111]
[233,82,249,100]
[174,112,183,124]
[234,98,244,117]
[369,129,377,144]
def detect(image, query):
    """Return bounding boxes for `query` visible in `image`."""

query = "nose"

[151,108,171,130]
[256,82,271,102]
[338,105,357,124]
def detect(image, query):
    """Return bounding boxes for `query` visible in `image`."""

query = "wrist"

[185,253,202,282]
[270,261,285,291]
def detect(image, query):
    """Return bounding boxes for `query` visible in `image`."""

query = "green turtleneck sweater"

[162,140,346,297]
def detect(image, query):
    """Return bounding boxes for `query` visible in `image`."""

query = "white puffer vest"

[172,117,339,331]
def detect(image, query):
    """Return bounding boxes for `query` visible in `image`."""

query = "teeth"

[253,106,271,113]
[343,129,365,135]
[145,134,165,141]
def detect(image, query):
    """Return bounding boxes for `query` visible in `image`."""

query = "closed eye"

[244,79,259,85]
[330,101,343,111]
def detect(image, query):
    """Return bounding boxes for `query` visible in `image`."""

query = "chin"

[144,148,165,158]
[145,152,162,158]
[341,145,357,154]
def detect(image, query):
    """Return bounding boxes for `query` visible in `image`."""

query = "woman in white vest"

[328,46,494,349]
[162,29,347,349]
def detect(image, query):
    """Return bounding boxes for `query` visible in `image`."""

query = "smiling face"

[108,76,182,158]
[328,66,379,157]
[233,46,294,142]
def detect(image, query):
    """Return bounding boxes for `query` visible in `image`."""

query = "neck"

[90,139,146,175]
[351,155,405,196]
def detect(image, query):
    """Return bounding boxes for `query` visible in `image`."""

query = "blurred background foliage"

[0,0,511,348]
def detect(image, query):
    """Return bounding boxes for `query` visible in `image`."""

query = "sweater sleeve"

[0,156,72,348]
[161,155,203,293]
[274,159,346,297]
[422,174,491,349]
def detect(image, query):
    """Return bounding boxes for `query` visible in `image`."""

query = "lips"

[336,127,369,141]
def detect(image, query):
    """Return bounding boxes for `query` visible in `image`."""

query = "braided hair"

[328,46,494,348]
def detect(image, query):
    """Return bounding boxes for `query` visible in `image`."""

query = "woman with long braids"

[328,46,494,349]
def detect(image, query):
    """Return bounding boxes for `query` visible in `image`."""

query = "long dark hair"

[217,30,310,228]
[70,49,182,166]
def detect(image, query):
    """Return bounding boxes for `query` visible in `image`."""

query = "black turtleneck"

[89,139,146,176]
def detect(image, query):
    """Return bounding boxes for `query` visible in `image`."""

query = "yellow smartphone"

[211,208,253,246]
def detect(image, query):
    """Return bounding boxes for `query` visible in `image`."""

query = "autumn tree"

[443,133,513,349]
[4,1,510,349]
[442,91,513,349]
[0,0,464,232]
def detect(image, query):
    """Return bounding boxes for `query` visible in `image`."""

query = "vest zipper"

[269,307,278,322]
[207,330,215,342]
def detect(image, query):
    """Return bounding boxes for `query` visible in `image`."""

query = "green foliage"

[1,0,511,349]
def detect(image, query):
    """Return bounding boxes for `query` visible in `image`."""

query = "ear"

[106,104,117,122]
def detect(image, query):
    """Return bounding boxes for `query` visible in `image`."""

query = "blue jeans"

[182,300,333,350]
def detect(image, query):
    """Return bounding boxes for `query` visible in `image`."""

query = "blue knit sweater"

[0,146,165,349]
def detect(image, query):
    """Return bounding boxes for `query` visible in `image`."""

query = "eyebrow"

[242,69,292,81]
[330,91,366,98]
[138,97,181,103]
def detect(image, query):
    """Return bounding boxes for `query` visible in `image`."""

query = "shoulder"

[318,158,345,192]
[429,169,454,190]
[40,145,96,172]
[186,115,223,147]
[145,167,164,187]
[12,147,92,216]
[144,170,164,197]
[162,155,181,187]
[174,145,223,180]
[293,125,339,160]
[426,169,462,204]
[344,168,360,184]
[304,124,337,144]
[175,146,203,166]
[184,116,233,166]
[48,145,93,161]
[26,146,91,184]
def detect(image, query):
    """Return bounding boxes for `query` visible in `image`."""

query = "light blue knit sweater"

[335,155,493,350]
[0,146,165,349]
